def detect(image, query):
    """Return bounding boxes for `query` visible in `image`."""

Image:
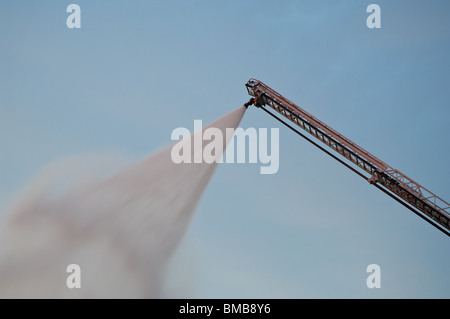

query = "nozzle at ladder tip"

[243,98,255,108]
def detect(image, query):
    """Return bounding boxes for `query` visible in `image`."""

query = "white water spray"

[0,107,246,298]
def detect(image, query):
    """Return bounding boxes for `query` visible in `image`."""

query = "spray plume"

[0,107,246,298]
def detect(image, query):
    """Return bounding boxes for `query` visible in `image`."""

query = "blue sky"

[1,0,449,298]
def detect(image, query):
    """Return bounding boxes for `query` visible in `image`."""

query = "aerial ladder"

[244,78,450,237]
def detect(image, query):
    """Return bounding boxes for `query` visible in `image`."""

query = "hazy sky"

[1,0,449,298]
